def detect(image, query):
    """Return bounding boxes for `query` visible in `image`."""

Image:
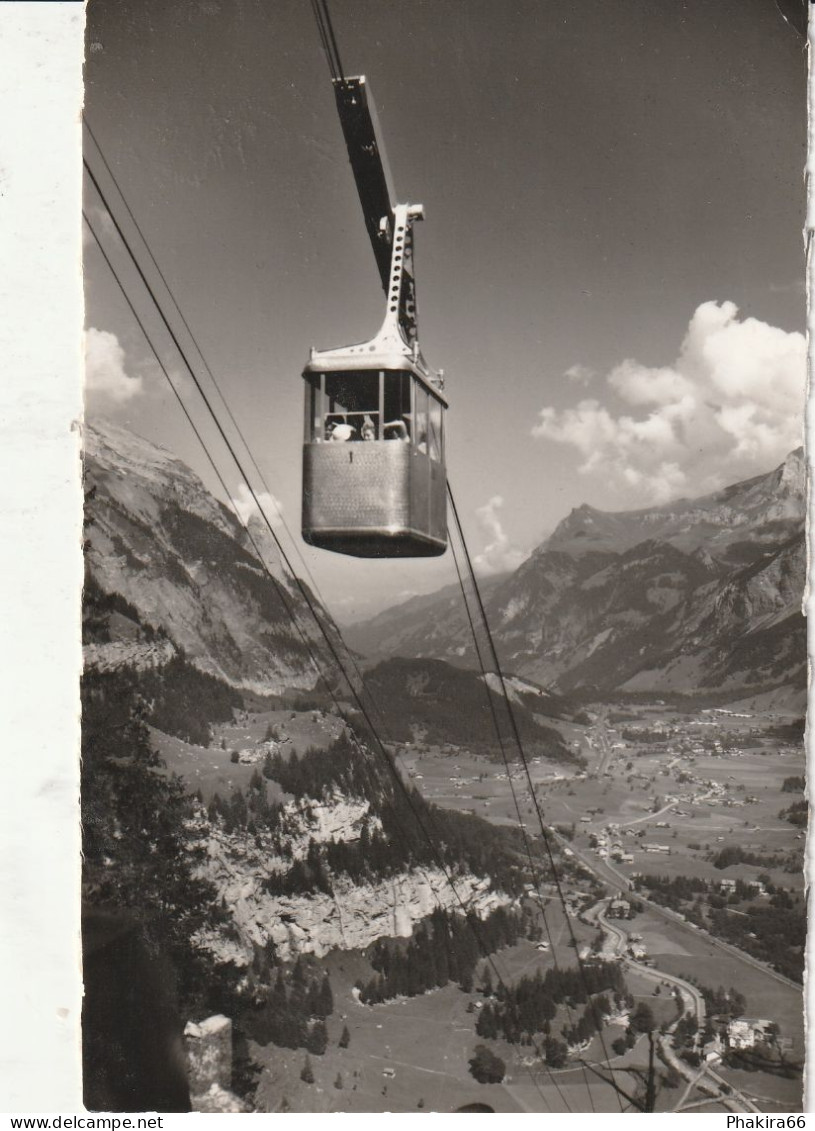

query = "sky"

[82,0,807,621]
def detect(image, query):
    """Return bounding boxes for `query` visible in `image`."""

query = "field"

[713,1067,804,1113]
[253,980,527,1114]
[152,708,345,801]
[251,932,661,1114]
[396,745,575,827]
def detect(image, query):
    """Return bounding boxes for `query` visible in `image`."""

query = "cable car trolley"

[302,74,447,558]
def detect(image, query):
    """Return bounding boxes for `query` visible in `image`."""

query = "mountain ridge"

[347,450,805,697]
[544,447,804,558]
[84,419,343,696]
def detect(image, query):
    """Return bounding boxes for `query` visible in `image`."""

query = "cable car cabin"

[300,77,448,558]
[302,359,447,558]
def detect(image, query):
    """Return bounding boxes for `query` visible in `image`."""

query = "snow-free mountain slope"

[84,419,342,695]
[349,450,805,696]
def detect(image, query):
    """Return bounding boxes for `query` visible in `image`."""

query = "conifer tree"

[319,973,334,1017]
[307,1020,328,1055]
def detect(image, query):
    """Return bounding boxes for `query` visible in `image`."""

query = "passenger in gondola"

[329,420,355,442]
[361,415,376,441]
[384,419,409,441]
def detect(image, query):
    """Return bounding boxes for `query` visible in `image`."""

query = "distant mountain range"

[344,450,806,699]
[85,420,805,701]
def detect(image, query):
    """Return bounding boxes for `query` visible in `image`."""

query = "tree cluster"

[82,572,159,645]
[262,732,373,801]
[781,774,806,793]
[778,799,807,828]
[708,891,805,983]
[246,959,334,1053]
[359,906,525,1004]
[620,727,669,743]
[208,770,282,837]
[633,873,708,911]
[475,961,626,1049]
[468,1045,505,1084]
[710,845,787,871]
[81,671,226,1017]
[361,658,579,766]
[682,979,747,1021]
[84,651,241,748]
[673,1014,699,1050]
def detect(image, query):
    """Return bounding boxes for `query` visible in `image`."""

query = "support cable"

[446,482,626,1111]
[319,0,348,83]
[448,527,597,1112]
[311,0,346,85]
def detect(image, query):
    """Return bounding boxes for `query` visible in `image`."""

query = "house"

[727,1020,757,1049]
[703,1033,723,1062]
[727,1018,775,1050]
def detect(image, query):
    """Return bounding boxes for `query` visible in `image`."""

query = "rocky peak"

[777,446,805,494]
[543,448,805,558]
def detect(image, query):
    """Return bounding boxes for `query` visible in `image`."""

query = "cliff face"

[190,794,509,964]
[84,420,344,695]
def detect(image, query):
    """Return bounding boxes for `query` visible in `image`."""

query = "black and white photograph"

[73,0,809,1114]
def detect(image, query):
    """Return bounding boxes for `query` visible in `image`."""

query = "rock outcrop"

[191,793,510,965]
[185,1015,249,1114]
[83,638,176,674]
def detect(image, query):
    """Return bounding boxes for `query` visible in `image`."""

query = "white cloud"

[532,301,804,501]
[472,495,527,575]
[84,328,144,403]
[231,482,284,526]
[564,363,596,385]
[607,360,695,406]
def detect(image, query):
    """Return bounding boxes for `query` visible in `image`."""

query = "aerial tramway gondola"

[301,70,448,558]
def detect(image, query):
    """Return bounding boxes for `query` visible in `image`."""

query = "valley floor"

[163,694,804,1113]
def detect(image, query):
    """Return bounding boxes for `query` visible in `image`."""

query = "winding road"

[552,830,799,993]
[596,903,761,1114]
